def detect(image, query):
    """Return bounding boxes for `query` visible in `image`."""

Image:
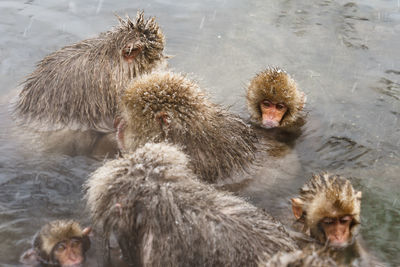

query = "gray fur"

[120,71,257,182]
[85,142,298,267]
[14,12,165,132]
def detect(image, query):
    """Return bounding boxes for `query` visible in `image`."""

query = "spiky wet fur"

[121,71,257,182]
[15,12,165,132]
[264,245,338,267]
[34,220,84,256]
[247,67,305,128]
[85,142,297,267]
[297,173,362,243]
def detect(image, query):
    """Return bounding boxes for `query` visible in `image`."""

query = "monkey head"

[114,12,165,75]
[291,173,362,248]
[20,220,91,267]
[115,71,256,182]
[247,67,305,129]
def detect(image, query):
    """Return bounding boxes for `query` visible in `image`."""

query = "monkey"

[116,71,258,182]
[20,220,91,267]
[246,67,306,141]
[290,173,384,267]
[15,11,164,132]
[85,142,298,267]
[12,12,165,157]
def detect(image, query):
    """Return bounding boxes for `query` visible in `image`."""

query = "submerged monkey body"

[85,143,298,267]
[15,12,165,132]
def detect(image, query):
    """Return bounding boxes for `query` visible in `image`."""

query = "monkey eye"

[70,238,82,248]
[261,100,272,107]
[55,242,66,252]
[276,103,286,110]
[322,218,335,225]
[339,215,352,224]
[122,44,142,60]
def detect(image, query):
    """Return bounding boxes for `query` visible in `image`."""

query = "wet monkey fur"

[247,67,306,130]
[14,12,165,132]
[117,72,257,182]
[20,220,91,267]
[291,173,383,267]
[85,142,298,267]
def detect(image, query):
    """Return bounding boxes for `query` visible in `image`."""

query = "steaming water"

[0,0,399,266]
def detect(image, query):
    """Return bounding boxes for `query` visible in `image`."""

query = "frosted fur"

[120,71,257,182]
[34,220,84,255]
[15,12,165,132]
[85,142,298,266]
[297,173,362,229]
[247,67,305,128]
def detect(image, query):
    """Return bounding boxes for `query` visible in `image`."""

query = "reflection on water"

[0,0,399,265]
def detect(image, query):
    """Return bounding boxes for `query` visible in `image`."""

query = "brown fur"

[26,220,91,266]
[120,71,257,182]
[264,245,338,267]
[296,173,361,235]
[14,12,165,132]
[85,142,298,267]
[247,67,305,128]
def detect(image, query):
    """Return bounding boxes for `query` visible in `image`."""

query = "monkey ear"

[82,227,92,236]
[356,191,362,200]
[291,198,304,220]
[20,248,40,265]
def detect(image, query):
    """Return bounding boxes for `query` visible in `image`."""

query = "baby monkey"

[291,173,384,266]
[247,67,305,129]
[20,220,91,267]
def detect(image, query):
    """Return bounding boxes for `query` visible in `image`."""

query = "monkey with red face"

[247,67,306,130]
[20,220,91,267]
[291,173,383,266]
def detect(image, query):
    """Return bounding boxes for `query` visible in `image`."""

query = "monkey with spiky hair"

[20,220,91,267]
[247,67,306,130]
[116,71,257,182]
[15,11,165,132]
[85,142,298,267]
[291,173,383,267]
[12,12,165,156]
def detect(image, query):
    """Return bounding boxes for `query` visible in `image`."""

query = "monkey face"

[52,237,85,267]
[259,100,288,128]
[320,215,353,248]
[121,42,143,63]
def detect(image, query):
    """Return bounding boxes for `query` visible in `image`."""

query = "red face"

[53,238,85,267]
[122,43,142,63]
[259,100,287,128]
[320,215,353,248]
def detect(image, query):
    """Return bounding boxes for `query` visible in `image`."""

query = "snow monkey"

[85,142,298,267]
[20,220,91,267]
[15,11,164,132]
[291,173,383,266]
[247,67,306,129]
[116,71,258,182]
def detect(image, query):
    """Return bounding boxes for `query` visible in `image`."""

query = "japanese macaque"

[247,67,305,130]
[20,220,91,267]
[116,71,257,182]
[15,12,164,132]
[290,173,383,267]
[12,12,165,157]
[85,142,298,266]
[291,173,362,248]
